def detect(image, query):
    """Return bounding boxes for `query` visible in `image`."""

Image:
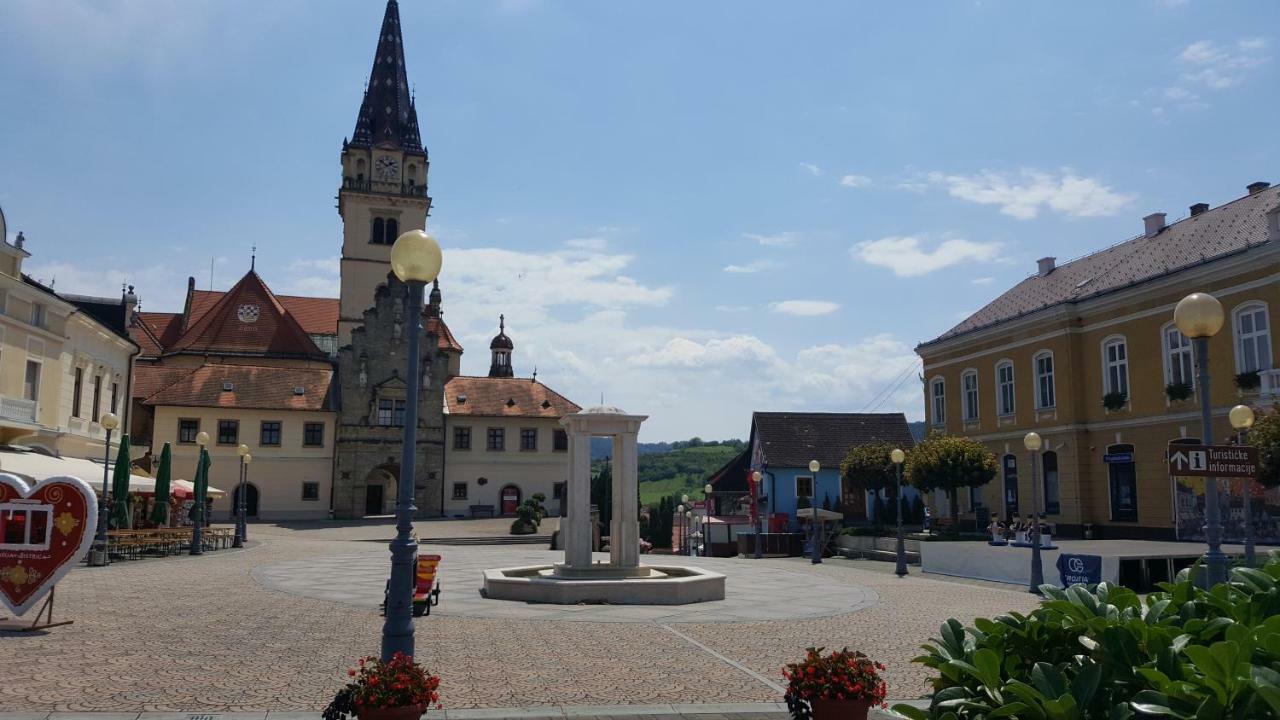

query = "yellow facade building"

[916,182,1280,540]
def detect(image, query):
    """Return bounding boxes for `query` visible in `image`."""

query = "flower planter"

[810,697,873,720]
[356,703,426,720]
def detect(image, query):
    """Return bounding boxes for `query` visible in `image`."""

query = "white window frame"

[1101,335,1130,397]
[995,359,1015,416]
[1033,351,1056,409]
[961,369,979,421]
[29,303,45,329]
[930,376,946,426]
[1233,301,1272,374]
[795,475,814,499]
[23,358,41,403]
[1162,322,1194,388]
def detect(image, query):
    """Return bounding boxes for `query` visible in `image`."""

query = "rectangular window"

[520,428,537,451]
[303,422,324,447]
[453,426,471,450]
[72,368,83,418]
[553,482,566,500]
[392,399,406,427]
[1104,340,1128,396]
[259,421,282,447]
[111,382,118,414]
[1166,327,1194,388]
[301,482,320,501]
[997,363,1015,416]
[1035,354,1056,409]
[178,419,200,444]
[930,379,945,425]
[377,398,406,426]
[553,429,568,452]
[1236,305,1272,373]
[92,375,102,420]
[452,483,468,500]
[23,360,40,402]
[30,303,45,328]
[1108,445,1137,521]
[217,419,239,445]
[795,475,814,499]
[962,372,979,421]
[487,427,504,451]
[377,398,393,426]
[1042,451,1060,515]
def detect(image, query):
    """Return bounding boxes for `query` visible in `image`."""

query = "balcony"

[1259,369,1280,406]
[342,177,429,198]
[0,396,37,424]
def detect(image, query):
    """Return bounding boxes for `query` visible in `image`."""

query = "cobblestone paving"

[0,522,1039,713]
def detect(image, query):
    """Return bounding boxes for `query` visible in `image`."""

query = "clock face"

[375,156,400,181]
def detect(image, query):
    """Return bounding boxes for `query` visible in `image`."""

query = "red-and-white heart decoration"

[0,473,98,616]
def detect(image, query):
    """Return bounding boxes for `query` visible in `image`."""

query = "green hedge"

[892,557,1280,719]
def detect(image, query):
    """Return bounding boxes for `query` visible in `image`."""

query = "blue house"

[746,412,916,531]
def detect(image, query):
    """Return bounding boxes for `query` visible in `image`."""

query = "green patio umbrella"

[109,434,132,529]
[149,442,172,526]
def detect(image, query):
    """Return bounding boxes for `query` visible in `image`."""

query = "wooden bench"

[469,504,496,518]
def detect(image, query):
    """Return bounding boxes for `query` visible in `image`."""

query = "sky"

[0,1,1277,442]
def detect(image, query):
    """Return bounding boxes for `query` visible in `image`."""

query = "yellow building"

[0,214,138,463]
[916,182,1280,540]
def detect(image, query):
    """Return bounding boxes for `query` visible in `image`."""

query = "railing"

[1260,369,1280,405]
[0,396,37,423]
[342,177,429,198]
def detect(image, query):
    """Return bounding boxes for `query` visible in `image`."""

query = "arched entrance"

[363,466,398,516]
[500,484,522,516]
[232,483,260,517]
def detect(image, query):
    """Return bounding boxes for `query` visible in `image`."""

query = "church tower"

[337,0,431,347]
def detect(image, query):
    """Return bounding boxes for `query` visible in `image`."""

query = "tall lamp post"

[382,229,443,662]
[703,483,714,557]
[1024,432,1045,593]
[751,470,763,559]
[685,510,694,556]
[1230,404,1256,566]
[190,431,209,556]
[233,444,249,548]
[681,494,690,556]
[809,459,822,564]
[90,412,119,567]
[891,448,907,577]
[1175,291,1228,588]
[676,503,685,553]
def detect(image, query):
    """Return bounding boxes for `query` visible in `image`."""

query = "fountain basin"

[482,563,725,605]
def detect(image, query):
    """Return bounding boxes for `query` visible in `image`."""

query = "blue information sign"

[1056,553,1103,586]
[1103,452,1133,464]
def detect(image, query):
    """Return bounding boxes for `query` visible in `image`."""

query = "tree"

[1249,407,1280,488]
[904,433,997,527]
[842,441,905,528]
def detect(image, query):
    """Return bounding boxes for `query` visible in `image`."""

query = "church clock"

[375,155,400,182]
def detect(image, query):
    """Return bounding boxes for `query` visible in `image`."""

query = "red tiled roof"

[132,364,194,400]
[130,312,183,358]
[190,290,338,336]
[168,272,325,358]
[142,364,334,411]
[428,317,464,353]
[444,376,580,418]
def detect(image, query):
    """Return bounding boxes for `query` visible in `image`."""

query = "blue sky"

[0,0,1276,441]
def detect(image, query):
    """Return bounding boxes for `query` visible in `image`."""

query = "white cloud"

[564,237,607,251]
[924,169,1133,219]
[714,304,751,312]
[723,260,770,274]
[1160,38,1270,105]
[744,232,799,247]
[771,300,840,316]
[25,260,189,313]
[971,277,994,285]
[799,163,822,176]
[629,336,778,368]
[853,236,1001,277]
[838,174,871,188]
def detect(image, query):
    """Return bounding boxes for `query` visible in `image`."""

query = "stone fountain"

[482,405,725,604]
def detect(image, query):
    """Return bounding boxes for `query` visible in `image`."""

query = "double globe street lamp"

[1174,291,1228,588]
[1230,404,1256,567]
[382,229,443,662]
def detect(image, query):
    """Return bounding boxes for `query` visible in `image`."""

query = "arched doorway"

[500,484,522,516]
[363,466,398,516]
[232,483,260,518]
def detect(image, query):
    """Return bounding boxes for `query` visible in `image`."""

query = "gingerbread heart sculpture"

[0,473,98,616]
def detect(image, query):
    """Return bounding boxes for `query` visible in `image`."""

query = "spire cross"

[251,244,257,271]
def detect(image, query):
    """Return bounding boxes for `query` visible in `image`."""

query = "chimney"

[1037,257,1056,277]
[123,284,138,323]
[1144,212,1166,237]
[1189,203,1209,217]
[1248,181,1271,195]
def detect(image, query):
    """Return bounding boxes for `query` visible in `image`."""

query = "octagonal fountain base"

[482,562,725,605]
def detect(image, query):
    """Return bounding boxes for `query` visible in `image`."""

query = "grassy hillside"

[636,442,744,506]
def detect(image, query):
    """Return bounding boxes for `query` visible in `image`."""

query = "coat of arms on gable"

[237,304,260,323]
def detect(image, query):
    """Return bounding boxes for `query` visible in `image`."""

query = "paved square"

[0,521,1039,713]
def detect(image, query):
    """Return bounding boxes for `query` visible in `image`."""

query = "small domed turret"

[489,314,514,377]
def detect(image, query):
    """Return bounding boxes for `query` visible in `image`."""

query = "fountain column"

[564,423,593,569]
[610,429,641,568]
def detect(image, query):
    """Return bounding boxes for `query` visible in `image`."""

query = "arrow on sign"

[1171,451,1189,470]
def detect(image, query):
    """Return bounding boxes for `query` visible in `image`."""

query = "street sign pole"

[1194,336,1227,589]
[1242,428,1255,567]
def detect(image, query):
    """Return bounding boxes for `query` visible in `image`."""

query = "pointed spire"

[250,244,257,271]
[349,0,424,155]
[426,278,442,318]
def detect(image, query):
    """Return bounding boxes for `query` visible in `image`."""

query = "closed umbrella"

[188,448,211,525]
[149,442,172,526]
[110,434,132,529]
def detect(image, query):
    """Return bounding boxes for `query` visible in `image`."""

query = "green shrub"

[891,556,1280,719]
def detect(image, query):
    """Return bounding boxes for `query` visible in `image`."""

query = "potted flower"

[1236,370,1262,391]
[783,647,887,720]
[1102,391,1128,411]
[1165,382,1193,402]
[323,653,441,720]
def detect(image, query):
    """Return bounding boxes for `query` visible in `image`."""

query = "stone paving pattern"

[0,521,1039,712]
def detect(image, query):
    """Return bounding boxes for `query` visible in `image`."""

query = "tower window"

[371,217,385,245]
[386,218,399,244]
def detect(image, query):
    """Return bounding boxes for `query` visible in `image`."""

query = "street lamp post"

[382,229,443,662]
[1024,432,1044,593]
[233,444,249,548]
[809,459,821,564]
[704,483,713,557]
[1175,292,1228,588]
[685,510,694,556]
[891,448,907,577]
[676,503,685,553]
[751,470,763,559]
[90,412,119,567]
[1230,404,1256,566]
[190,431,209,556]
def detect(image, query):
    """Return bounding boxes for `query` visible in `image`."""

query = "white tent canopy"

[0,449,224,498]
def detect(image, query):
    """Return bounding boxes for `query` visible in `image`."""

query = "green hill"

[635,441,745,506]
